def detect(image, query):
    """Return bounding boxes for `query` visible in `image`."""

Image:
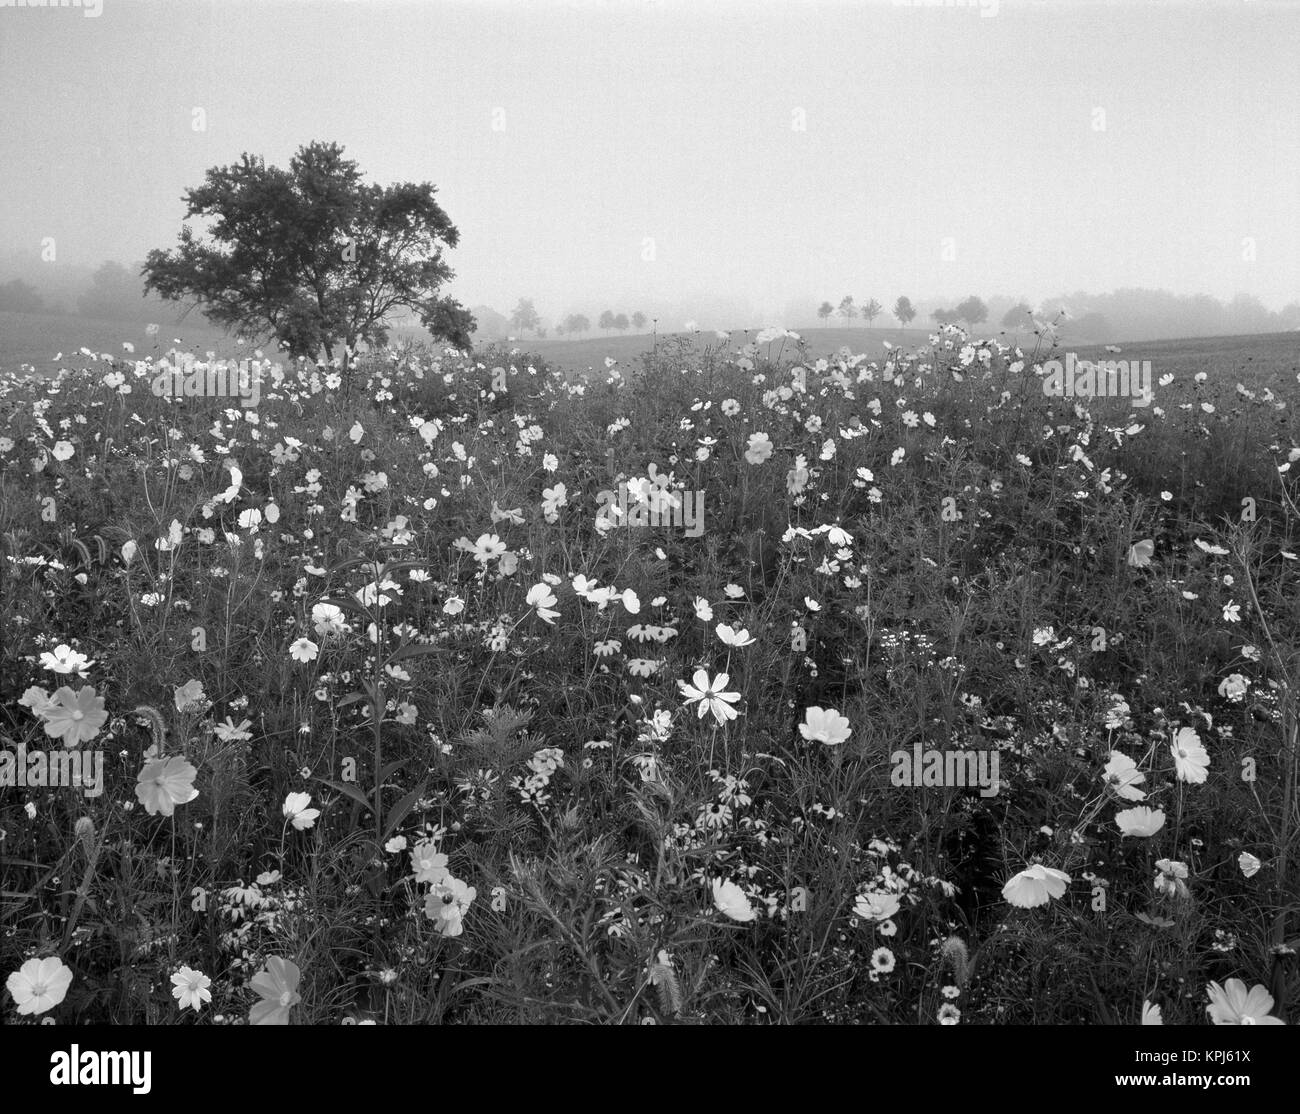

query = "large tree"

[143,141,474,366]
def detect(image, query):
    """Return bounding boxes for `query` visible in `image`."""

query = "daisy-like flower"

[715,623,756,648]
[677,669,741,726]
[248,957,301,1025]
[711,877,757,922]
[1141,1000,1163,1025]
[937,1003,961,1025]
[171,966,212,1012]
[1116,806,1165,837]
[525,583,559,624]
[1154,858,1190,899]
[213,716,254,742]
[282,792,320,831]
[1170,727,1210,784]
[39,685,108,747]
[1103,751,1146,801]
[424,876,477,937]
[870,947,896,974]
[851,891,901,922]
[1205,978,1285,1025]
[6,956,73,1016]
[134,756,199,816]
[173,679,207,713]
[470,533,506,565]
[798,706,851,746]
[1002,864,1071,908]
[289,637,319,663]
[410,840,449,884]
[744,432,774,465]
[1126,539,1155,568]
[39,644,94,677]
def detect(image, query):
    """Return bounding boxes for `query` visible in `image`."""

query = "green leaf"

[381,781,427,841]
[315,776,374,814]
[377,757,410,786]
[385,642,442,665]
[335,691,368,709]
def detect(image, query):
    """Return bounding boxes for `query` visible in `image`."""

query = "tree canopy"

[143,141,474,365]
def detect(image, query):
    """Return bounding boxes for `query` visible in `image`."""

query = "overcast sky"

[2,0,1297,323]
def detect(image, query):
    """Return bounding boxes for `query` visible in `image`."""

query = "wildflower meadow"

[3,323,1297,1033]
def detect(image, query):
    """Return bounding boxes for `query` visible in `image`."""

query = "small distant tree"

[817,300,834,323]
[837,295,857,326]
[955,295,988,329]
[1001,302,1034,330]
[598,310,616,331]
[143,141,473,367]
[631,311,646,331]
[510,298,541,336]
[893,296,916,328]
[0,278,47,314]
[613,313,629,332]
[931,307,957,326]
[861,298,883,328]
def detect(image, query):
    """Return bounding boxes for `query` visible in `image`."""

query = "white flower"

[282,792,320,830]
[852,892,901,922]
[1238,852,1261,878]
[170,966,212,1012]
[38,644,94,677]
[798,706,851,746]
[6,956,73,1016]
[677,669,741,726]
[711,877,756,922]
[1170,727,1210,784]
[1002,864,1070,908]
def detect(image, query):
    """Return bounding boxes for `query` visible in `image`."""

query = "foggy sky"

[1,0,1297,326]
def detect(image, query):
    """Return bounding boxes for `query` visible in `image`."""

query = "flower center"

[279,991,293,1007]
[72,711,84,721]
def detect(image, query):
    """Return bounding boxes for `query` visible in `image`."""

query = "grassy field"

[2,323,1298,1025]
[6,307,1296,386]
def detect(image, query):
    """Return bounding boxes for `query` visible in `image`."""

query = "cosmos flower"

[798,706,851,746]
[1170,727,1210,784]
[38,644,94,677]
[1127,539,1154,567]
[1141,1001,1163,1025]
[1103,751,1146,801]
[1002,864,1071,908]
[6,956,73,1016]
[410,840,449,884]
[711,878,756,922]
[525,582,559,624]
[282,792,320,831]
[1116,806,1165,837]
[39,685,108,747]
[852,891,901,922]
[677,669,741,726]
[248,957,301,1025]
[134,756,199,816]
[171,966,212,1012]
[424,877,477,937]
[1205,978,1285,1025]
